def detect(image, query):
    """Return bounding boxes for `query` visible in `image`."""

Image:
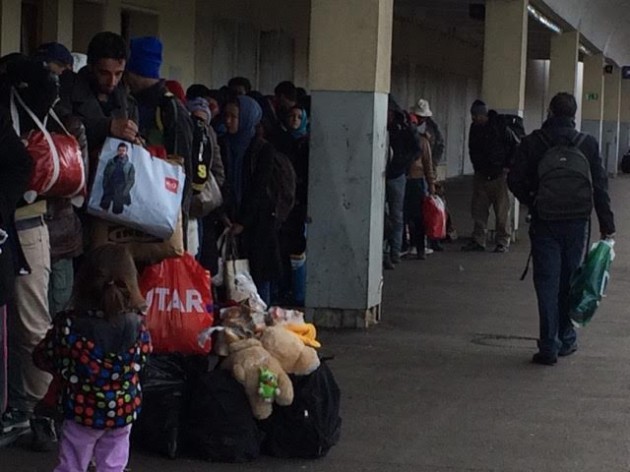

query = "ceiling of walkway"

[394,0,630,65]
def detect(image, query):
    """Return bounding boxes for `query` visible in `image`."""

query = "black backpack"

[500,114,526,140]
[260,361,341,459]
[535,131,593,221]
[181,369,262,463]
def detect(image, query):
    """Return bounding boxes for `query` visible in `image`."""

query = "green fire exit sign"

[586,93,599,101]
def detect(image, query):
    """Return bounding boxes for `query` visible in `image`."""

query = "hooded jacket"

[468,110,514,178]
[508,115,615,235]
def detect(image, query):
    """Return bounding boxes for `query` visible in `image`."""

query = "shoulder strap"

[571,132,587,149]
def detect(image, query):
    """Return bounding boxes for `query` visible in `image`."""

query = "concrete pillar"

[0,0,21,56]
[603,66,621,174]
[548,31,580,98]
[482,0,528,115]
[482,0,527,240]
[306,0,392,328]
[42,0,74,48]
[619,78,630,158]
[581,54,605,145]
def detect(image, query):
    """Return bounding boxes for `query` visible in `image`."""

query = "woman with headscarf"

[220,95,283,305]
[274,106,309,306]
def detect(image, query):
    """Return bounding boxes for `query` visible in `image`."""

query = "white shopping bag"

[87,138,184,240]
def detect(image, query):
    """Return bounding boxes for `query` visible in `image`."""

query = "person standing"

[124,36,194,249]
[385,97,419,269]
[462,100,516,253]
[508,93,615,365]
[33,245,151,472]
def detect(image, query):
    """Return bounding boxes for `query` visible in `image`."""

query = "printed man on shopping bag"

[100,142,135,214]
[508,93,615,366]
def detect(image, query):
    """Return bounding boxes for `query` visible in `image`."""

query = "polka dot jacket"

[34,312,152,430]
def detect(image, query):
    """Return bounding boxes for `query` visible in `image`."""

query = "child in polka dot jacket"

[34,244,152,472]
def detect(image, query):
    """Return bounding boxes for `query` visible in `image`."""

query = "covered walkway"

[4,175,630,471]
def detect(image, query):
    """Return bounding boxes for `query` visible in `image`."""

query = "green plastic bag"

[569,240,615,326]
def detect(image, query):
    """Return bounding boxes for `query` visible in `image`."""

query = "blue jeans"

[530,219,588,356]
[386,174,407,259]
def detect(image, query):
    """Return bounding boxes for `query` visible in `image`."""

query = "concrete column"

[581,54,605,145]
[0,0,21,56]
[548,31,580,98]
[482,0,528,115]
[41,0,74,48]
[619,78,630,158]
[306,0,392,328]
[603,66,621,174]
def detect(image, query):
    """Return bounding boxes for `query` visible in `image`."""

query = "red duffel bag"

[11,88,86,206]
[423,195,447,240]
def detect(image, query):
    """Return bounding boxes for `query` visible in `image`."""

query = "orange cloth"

[284,323,321,349]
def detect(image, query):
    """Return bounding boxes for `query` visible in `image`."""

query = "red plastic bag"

[139,253,214,354]
[423,195,447,240]
[12,89,85,205]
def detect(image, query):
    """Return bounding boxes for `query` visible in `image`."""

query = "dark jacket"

[425,117,445,167]
[239,138,283,282]
[0,107,33,304]
[58,67,138,154]
[508,116,615,235]
[469,110,514,178]
[387,121,420,180]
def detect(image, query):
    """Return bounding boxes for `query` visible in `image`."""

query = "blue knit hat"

[127,36,162,79]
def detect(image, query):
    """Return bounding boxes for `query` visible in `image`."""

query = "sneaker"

[30,416,58,452]
[461,241,485,252]
[531,352,557,366]
[391,254,401,264]
[493,244,509,253]
[383,257,395,270]
[424,248,434,255]
[409,247,418,256]
[559,344,578,357]
[1,408,30,434]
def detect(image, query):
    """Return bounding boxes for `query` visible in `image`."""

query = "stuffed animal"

[259,326,320,376]
[222,330,294,420]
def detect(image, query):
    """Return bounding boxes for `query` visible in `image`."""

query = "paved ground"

[3,175,630,472]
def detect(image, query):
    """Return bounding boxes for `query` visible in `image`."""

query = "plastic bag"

[88,138,184,240]
[11,89,86,205]
[423,195,447,239]
[139,253,214,354]
[569,239,615,326]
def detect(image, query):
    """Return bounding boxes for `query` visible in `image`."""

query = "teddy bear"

[259,326,320,376]
[222,329,294,420]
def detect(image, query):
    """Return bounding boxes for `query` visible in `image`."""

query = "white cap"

[412,98,433,118]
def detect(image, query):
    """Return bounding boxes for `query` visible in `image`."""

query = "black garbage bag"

[132,354,187,459]
[181,369,262,462]
[260,361,341,459]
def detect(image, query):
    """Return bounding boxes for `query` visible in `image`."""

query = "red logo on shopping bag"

[165,177,179,194]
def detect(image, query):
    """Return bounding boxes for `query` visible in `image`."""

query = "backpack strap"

[570,132,587,149]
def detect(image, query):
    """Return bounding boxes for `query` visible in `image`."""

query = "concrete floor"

[2,175,630,472]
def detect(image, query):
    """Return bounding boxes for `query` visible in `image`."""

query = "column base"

[306,305,382,329]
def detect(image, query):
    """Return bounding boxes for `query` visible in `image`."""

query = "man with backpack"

[508,93,615,366]
[462,100,519,253]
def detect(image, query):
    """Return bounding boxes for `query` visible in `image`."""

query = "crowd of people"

[0,25,618,472]
[0,31,312,467]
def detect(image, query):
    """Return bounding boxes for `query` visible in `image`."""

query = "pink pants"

[54,421,131,472]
